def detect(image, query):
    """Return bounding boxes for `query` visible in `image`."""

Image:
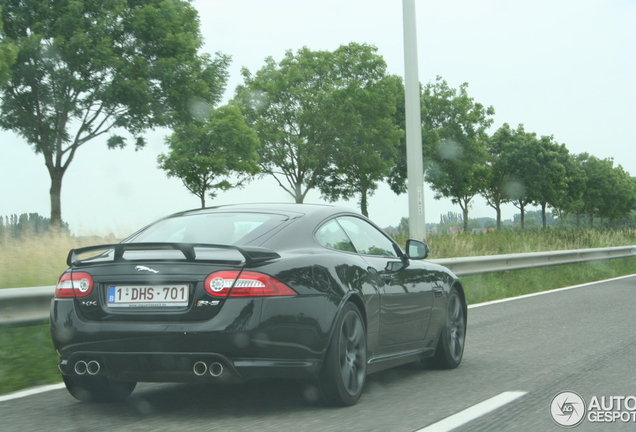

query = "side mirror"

[405,239,429,260]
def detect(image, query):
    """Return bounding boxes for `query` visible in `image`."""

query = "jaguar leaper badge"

[135,265,159,274]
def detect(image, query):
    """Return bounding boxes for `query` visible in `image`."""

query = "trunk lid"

[66,243,279,322]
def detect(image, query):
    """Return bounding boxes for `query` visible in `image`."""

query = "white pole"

[403,0,426,240]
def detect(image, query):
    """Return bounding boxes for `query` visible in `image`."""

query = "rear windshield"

[128,212,289,245]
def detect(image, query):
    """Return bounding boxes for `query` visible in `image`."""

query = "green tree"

[0,6,17,86]
[606,171,636,225]
[484,124,569,230]
[316,68,403,217]
[578,155,615,228]
[422,77,495,232]
[531,135,569,229]
[397,216,409,235]
[235,43,401,215]
[158,105,260,208]
[511,213,542,231]
[496,125,543,230]
[386,78,408,196]
[482,124,515,230]
[553,152,587,228]
[0,212,69,238]
[0,0,230,228]
[563,153,636,229]
[235,46,334,203]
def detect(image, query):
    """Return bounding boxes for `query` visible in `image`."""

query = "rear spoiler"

[67,243,281,267]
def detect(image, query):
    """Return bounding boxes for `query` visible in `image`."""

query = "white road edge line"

[415,391,528,432]
[0,382,65,403]
[468,274,636,310]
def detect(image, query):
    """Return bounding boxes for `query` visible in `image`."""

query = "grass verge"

[0,323,60,396]
[462,257,635,304]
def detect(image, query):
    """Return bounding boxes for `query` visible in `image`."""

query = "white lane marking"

[415,391,527,432]
[468,274,636,310]
[0,383,65,403]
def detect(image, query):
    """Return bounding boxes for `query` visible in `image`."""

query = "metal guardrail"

[430,245,636,276]
[2,245,635,327]
[0,286,55,326]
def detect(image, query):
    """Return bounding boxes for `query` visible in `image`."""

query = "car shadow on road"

[70,364,437,420]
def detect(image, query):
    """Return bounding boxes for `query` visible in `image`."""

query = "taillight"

[204,271,236,297]
[55,272,94,298]
[204,271,297,298]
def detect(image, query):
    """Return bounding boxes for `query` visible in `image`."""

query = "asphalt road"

[2,275,636,432]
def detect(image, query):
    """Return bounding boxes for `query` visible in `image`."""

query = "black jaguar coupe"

[50,203,467,406]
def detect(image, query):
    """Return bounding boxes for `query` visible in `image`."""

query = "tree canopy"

[482,123,516,229]
[576,154,636,228]
[314,48,403,217]
[422,77,495,231]
[234,43,402,216]
[0,0,230,227]
[0,6,16,86]
[157,105,260,208]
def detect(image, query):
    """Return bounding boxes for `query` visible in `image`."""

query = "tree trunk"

[541,202,547,229]
[49,169,64,230]
[495,206,501,230]
[462,206,469,232]
[294,182,303,203]
[360,187,368,217]
[487,200,502,230]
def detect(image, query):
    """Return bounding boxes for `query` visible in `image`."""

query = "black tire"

[63,375,136,402]
[427,286,466,369]
[319,302,367,407]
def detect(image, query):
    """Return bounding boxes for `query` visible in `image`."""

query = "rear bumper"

[58,351,321,382]
[51,297,334,382]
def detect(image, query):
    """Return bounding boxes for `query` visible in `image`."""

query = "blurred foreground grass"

[0,323,59,395]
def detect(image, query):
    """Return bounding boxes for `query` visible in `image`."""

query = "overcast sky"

[1,0,634,236]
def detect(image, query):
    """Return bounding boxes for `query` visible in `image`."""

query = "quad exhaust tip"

[193,361,224,377]
[74,360,101,375]
[209,362,224,377]
[87,360,100,375]
[74,360,87,375]
[193,361,208,376]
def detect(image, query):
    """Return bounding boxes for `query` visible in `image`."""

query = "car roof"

[170,202,359,219]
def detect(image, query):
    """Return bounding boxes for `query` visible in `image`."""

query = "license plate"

[107,285,189,307]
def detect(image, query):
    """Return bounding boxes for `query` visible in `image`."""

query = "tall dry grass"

[0,233,120,288]
[396,229,636,258]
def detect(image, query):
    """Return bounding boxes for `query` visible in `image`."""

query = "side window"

[336,217,397,257]
[315,219,356,253]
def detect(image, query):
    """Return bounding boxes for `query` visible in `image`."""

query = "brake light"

[204,271,297,298]
[55,272,94,298]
